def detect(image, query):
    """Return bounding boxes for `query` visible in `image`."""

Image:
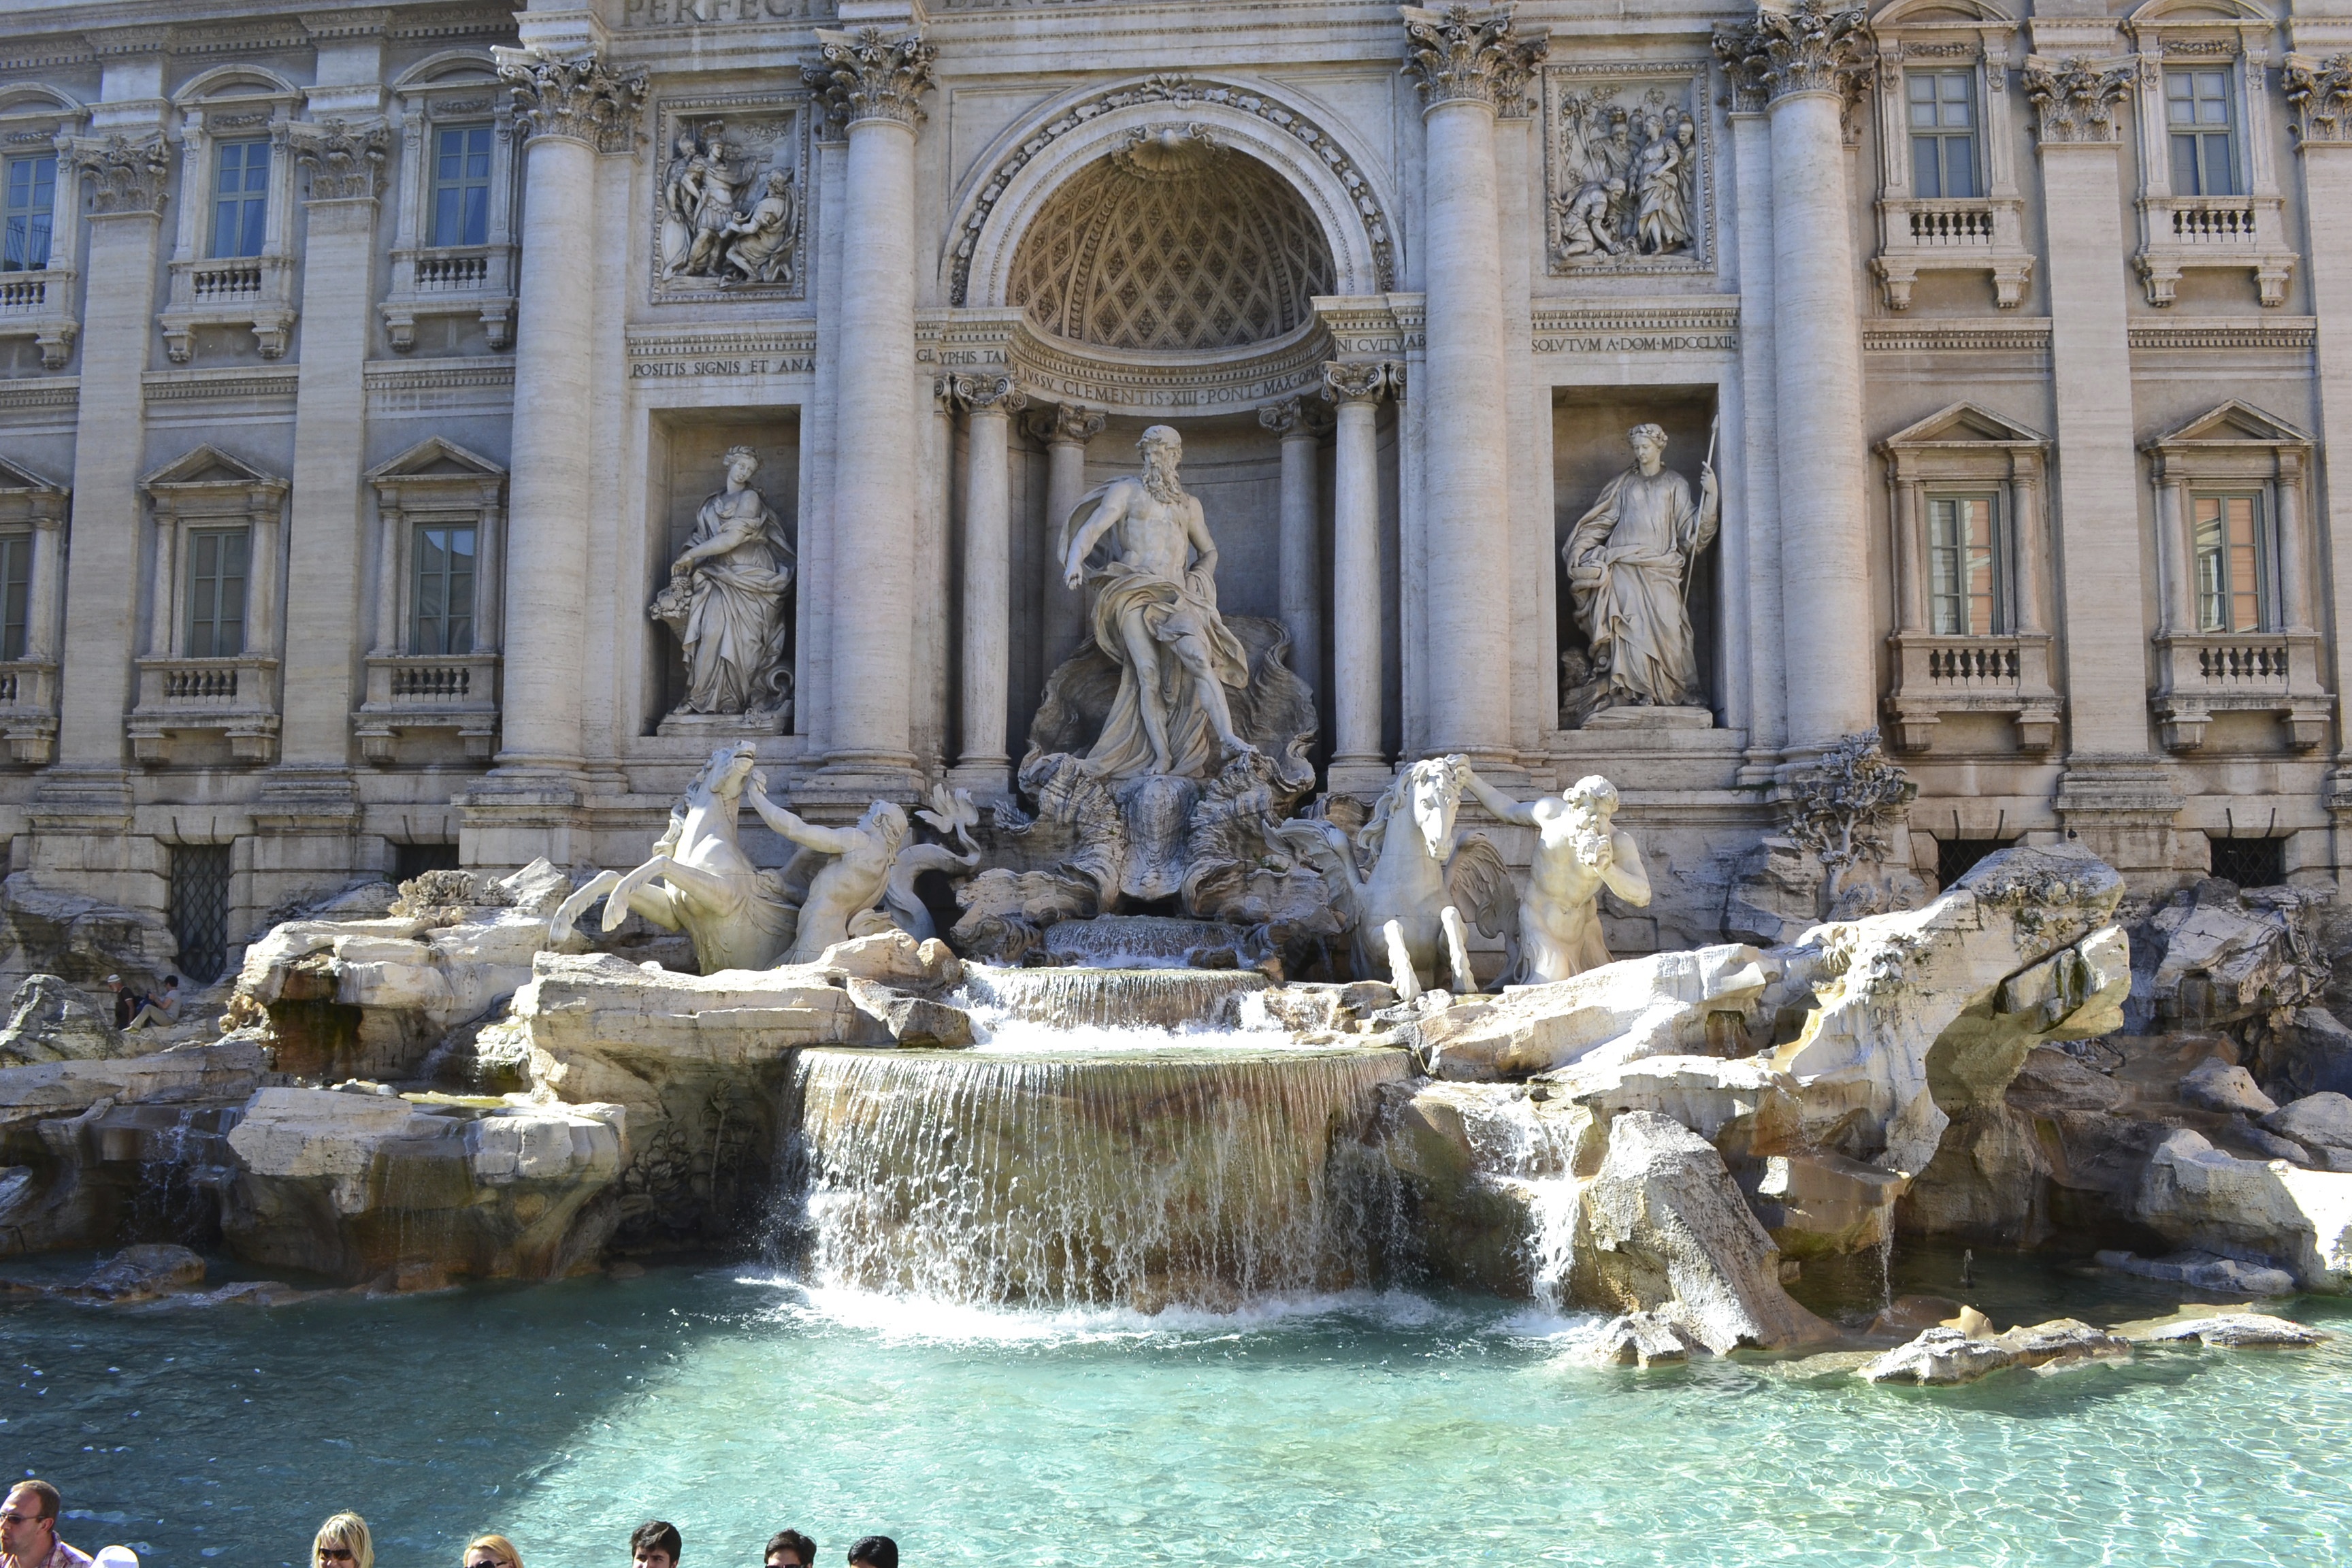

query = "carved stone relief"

[651,97,808,301]
[1543,65,1713,275]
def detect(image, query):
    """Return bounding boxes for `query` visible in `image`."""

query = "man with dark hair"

[1,1480,91,1568]
[629,1522,681,1568]
[763,1532,815,1568]
[845,1539,896,1568]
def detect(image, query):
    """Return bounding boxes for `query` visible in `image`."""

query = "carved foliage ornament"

[78,134,172,216]
[951,373,1028,415]
[495,47,647,154]
[1322,359,1400,404]
[295,118,390,201]
[1399,5,1550,116]
[2022,56,2134,145]
[1034,404,1108,446]
[1714,1,1869,103]
[2285,54,2352,144]
[802,28,936,131]
[951,74,1396,306]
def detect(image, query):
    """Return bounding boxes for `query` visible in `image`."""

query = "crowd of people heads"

[4,1484,900,1568]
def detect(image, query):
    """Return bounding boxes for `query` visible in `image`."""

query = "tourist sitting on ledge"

[764,1532,815,1568]
[845,1538,896,1568]
[632,1520,682,1568]
[311,1514,372,1568]
[2,1480,91,1568]
[123,975,180,1032]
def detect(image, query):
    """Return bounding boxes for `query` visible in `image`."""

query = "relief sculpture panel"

[1543,63,1712,276]
[651,95,809,301]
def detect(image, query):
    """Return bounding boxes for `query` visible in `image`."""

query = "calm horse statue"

[550,741,797,972]
[1279,755,1512,998]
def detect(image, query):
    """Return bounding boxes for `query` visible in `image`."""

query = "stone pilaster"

[463,45,642,866]
[1033,402,1105,676]
[255,120,392,905]
[1324,360,1399,792]
[2286,53,2352,881]
[1259,397,1326,706]
[804,27,935,789]
[1718,2,1874,756]
[1401,4,1546,766]
[35,134,172,893]
[1720,53,1786,777]
[951,374,1025,794]
[2021,48,2179,877]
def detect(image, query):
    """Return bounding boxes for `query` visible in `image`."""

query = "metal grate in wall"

[393,841,462,884]
[168,843,233,984]
[2208,836,2285,889]
[1936,837,2016,888]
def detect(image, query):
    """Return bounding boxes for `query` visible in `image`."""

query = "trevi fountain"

[4,3,2352,1566]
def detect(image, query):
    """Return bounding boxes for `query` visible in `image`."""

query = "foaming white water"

[956,964,1269,1030]
[962,1013,1290,1056]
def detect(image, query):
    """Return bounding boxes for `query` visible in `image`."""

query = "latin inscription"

[621,0,817,24]
[1531,332,1737,355]
[630,355,816,380]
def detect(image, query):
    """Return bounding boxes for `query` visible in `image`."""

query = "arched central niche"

[1007,129,1337,353]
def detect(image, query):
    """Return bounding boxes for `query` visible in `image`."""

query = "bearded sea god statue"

[1562,422,1719,712]
[1460,770,1652,983]
[653,445,795,721]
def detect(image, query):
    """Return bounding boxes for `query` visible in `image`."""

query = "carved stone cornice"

[2022,55,2135,145]
[74,134,172,216]
[294,119,390,201]
[803,28,937,132]
[1032,403,1108,446]
[951,373,1028,416]
[1399,5,1550,117]
[1716,1,1870,103]
[494,47,645,154]
[1322,360,1400,405]
[2285,53,2352,145]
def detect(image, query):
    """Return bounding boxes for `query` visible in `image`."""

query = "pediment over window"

[0,456,65,495]
[369,437,506,482]
[1879,402,2048,451]
[142,444,282,492]
[2149,399,2311,452]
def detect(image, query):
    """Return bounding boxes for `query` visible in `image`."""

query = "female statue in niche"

[1562,422,1718,710]
[653,444,795,717]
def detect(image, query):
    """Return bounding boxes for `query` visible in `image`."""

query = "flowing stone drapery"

[488,47,642,779]
[1717,2,1872,753]
[805,27,935,784]
[953,374,1026,791]
[1326,360,1398,788]
[1402,4,1546,765]
[1036,402,1105,676]
[1259,397,1324,701]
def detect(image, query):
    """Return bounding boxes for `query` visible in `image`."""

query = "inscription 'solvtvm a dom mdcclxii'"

[5,0,2352,975]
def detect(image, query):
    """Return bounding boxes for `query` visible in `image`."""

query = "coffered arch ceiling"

[1007,131,1339,353]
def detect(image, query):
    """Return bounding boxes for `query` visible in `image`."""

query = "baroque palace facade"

[2,0,2351,977]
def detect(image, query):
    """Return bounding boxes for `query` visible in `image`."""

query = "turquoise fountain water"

[4,1262,2349,1568]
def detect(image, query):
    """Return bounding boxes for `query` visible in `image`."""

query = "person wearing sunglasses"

[2,1481,91,1568]
[764,1532,815,1568]
[465,1535,523,1568]
[312,1514,373,1568]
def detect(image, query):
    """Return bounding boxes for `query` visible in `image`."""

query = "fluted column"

[487,48,640,779]
[1260,397,1324,698]
[1325,361,1396,789]
[1401,4,1546,764]
[951,374,1024,791]
[1034,402,1105,674]
[1720,3,1874,753]
[805,27,934,785]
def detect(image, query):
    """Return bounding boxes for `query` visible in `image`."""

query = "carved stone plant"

[1784,728,1917,902]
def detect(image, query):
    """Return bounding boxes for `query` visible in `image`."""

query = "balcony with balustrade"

[354,651,501,762]
[0,265,77,370]
[1872,195,2033,310]
[159,252,297,361]
[128,654,280,764]
[382,242,516,352]
[2134,193,2293,308]
[2151,630,2328,753]
[0,661,59,763]
[1886,632,2061,753]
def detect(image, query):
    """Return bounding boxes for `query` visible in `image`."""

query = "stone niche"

[1551,388,1719,730]
[643,411,800,735]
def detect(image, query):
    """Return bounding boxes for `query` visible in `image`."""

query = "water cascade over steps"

[785,964,1412,1310]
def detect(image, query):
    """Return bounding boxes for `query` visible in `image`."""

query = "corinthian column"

[1259,397,1324,701]
[951,374,1025,793]
[1033,402,1105,674]
[484,48,640,796]
[805,27,935,787]
[1716,3,1874,755]
[1401,4,1546,765]
[1324,361,1398,790]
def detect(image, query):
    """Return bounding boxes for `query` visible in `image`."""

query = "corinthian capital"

[495,46,646,154]
[1322,361,1399,405]
[75,134,172,216]
[294,119,390,201]
[1717,1,1869,103]
[2285,53,2352,144]
[2021,55,2135,146]
[804,28,937,131]
[1399,5,1549,116]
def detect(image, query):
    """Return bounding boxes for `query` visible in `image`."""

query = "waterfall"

[787,1043,1413,1310]
[958,965,1271,1031]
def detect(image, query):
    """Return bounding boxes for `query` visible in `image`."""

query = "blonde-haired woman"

[463,1535,523,1568]
[312,1514,374,1568]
